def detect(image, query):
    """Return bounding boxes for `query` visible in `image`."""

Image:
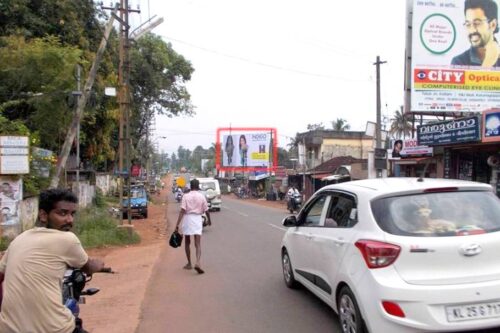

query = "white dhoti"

[181,213,203,235]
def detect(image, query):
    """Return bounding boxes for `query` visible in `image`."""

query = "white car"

[198,177,222,211]
[281,178,500,333]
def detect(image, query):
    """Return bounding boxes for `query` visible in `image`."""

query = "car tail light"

[355,240,401,269]
[423,187,458,193]
[382,301,405,318]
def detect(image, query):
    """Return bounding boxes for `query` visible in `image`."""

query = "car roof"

[320,177,492,198]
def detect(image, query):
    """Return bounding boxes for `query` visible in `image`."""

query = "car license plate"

[446,301,500,322]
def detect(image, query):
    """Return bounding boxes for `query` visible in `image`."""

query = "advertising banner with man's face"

[411,0,500,112]
[217,128,277,171]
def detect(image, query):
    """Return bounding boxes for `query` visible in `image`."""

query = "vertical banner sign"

[411,0,500,112]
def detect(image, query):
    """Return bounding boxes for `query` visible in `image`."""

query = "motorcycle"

[287,193,302,213]
[202,189,216,227]
[63,267,114,332]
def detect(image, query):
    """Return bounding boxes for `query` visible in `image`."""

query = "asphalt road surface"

[136,195,342,333]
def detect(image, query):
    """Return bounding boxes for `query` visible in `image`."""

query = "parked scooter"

[287,193,302,213]
[63,267,114,332]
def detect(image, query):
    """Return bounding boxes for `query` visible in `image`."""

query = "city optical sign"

[417,116,480,146]
[216,127,278,171]
[410,0,500,112]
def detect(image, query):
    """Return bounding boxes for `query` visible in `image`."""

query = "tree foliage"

[331,118,350,131]
[0,1,195,177]
[390,107,412,139]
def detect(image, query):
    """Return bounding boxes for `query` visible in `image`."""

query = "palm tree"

[331,118,350,131]
[389,108,413,139]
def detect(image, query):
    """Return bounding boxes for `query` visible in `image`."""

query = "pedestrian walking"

[175,179,211,274]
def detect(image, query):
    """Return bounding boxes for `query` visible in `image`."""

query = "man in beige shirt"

[0,189,104,333]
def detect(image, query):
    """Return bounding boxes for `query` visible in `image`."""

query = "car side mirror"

[282,215,298,227]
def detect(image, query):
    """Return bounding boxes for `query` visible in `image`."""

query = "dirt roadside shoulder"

[79,184,170,333]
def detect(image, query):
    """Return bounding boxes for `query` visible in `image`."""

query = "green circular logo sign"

[420,13,456,55]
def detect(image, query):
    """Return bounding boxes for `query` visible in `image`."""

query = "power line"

[161,35,371,82]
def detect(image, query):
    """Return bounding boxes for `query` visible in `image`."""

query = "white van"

[197,178,222,211]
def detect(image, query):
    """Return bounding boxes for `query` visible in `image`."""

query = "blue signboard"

[483,111,500,143]
[417,116,480,146]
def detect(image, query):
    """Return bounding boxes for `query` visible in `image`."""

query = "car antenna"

[417,160,431,182]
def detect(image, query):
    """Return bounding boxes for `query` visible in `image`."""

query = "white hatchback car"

[281,178,500,333]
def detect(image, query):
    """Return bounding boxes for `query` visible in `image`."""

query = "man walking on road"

[175,179,211,274]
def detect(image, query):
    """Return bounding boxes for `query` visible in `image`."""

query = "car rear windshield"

[200,182,216,191]
[371,191,500,237]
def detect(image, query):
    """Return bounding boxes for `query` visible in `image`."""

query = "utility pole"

[75,65,82,199]
[50,6,117,188]
[374,55,387,178]
[103,0,140,225]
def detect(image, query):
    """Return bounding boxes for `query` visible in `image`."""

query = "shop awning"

[393,157,434,165]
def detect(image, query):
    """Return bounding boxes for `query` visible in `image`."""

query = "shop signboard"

[0,136,29,175]
[410,0,500,112]
[482,110,500,143]
[417,116,480,146]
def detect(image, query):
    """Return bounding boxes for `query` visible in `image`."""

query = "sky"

[129,0,408,156]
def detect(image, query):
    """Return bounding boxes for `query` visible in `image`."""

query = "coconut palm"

[331,118,351,131]
[390,108,413,139]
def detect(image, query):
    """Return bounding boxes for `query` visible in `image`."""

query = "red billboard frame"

[216,127,278,172]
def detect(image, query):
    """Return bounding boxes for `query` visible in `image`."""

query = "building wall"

[320,138,372,160]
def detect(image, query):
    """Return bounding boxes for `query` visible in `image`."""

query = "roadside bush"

[0,237,11,252]
[93,188,106,208]
[74,207,140,248]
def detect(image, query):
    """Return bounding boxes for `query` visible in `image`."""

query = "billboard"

[411,0,500,112]
[216,128,278,171]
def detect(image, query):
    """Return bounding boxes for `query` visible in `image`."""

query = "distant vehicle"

[122,185,148,219]
[281,178,500,333]
[198,177,221,211]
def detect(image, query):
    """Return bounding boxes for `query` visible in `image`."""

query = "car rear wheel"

[282,249,299,289]
[338,286,366,333]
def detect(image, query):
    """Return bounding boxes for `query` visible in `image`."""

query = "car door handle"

[306,235,314,241]
[333,237,347,246]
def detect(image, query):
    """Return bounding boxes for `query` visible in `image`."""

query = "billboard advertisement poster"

[216,128,278,171]
[0,176,22,228]
[411,0,500,112]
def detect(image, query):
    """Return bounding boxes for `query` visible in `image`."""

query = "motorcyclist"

[0,189,105,333]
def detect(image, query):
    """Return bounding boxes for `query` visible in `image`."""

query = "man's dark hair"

[190,179,200,190]
[465,0,499,33]
[39,189,78,214]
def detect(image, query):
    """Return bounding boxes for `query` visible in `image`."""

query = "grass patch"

[74,206,140,248]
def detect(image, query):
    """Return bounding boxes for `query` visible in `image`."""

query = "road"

[136,195,342,333]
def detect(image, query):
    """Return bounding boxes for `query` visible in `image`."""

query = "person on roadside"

[175,179,211,274]
[0,188,105,333]
[287,186,300,211]
[452,0,500,67]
